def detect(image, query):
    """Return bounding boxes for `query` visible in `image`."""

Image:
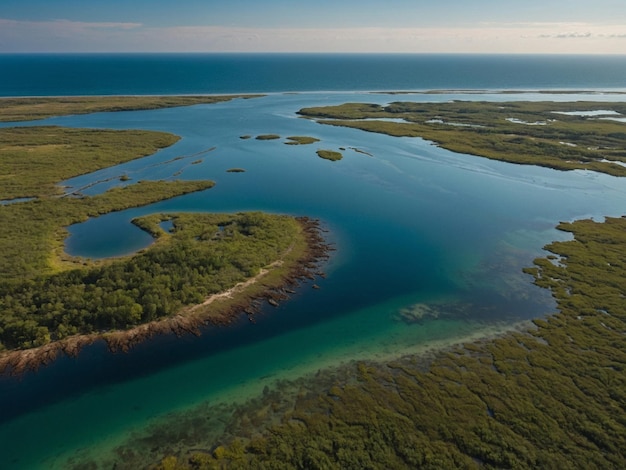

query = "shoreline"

[0,217,331,376]
[56,319,536,469]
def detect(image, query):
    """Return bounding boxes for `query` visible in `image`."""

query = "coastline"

[0,217,331,376]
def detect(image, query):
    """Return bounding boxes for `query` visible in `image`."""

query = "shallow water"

[2,91,626,468]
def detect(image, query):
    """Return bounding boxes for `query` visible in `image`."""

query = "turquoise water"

[2,90,626,468]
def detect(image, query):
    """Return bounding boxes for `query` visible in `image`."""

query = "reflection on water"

[2,92,626,469]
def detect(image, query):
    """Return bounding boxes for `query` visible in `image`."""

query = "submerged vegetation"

[316,149,343,161]
[299,101,626,176]
[0,95,262,122]
[142,216,626,469]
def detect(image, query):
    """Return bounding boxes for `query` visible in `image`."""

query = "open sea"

[1,53,626,468]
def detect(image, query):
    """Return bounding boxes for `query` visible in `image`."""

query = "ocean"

[1,53,626,96]
[1,54,626,469]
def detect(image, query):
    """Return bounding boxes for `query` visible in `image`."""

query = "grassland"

[299,101,626,176]
[0,95,262,123]
[0,126,181,200]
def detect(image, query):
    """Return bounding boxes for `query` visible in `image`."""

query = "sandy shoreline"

[0,217,331,376]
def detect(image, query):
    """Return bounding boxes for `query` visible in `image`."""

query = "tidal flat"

[1,92,626,469]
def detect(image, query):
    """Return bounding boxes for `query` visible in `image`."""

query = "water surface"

[1,89,626,468]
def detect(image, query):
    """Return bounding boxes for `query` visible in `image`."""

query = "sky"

[0,0,625,54]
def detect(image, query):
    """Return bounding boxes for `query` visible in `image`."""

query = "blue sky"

[1,0,625,53]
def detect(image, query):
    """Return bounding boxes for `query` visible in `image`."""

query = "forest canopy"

[0,211,302,351]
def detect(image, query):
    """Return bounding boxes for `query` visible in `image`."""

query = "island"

[285,135,320,145]
[255,134,281,140]
[298,100,626,176]
[316,149,343,161]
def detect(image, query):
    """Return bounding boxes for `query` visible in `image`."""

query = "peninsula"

[0,96,328,373]
[0,95,262,123]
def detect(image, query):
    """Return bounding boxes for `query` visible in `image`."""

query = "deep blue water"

[1,53,626,96]
[1,55,626,468]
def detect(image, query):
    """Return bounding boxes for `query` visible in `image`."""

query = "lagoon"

[2,90,626,468]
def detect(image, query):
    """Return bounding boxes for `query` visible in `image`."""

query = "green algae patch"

[316,149,343,161]
[142,216,626,469]
[0,95,263,123]
[255,134,281,141]
[226,168,246,173]
[285,136,320,145]
[299,101,626,177]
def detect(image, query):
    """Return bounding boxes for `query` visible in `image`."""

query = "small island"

[255,134,281,140]
[316,149,343,161]
[285,136,320,145]
[226,168,246,173]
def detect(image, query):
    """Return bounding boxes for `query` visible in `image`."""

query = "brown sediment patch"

[0,334,99,376]
[0,217,331,376]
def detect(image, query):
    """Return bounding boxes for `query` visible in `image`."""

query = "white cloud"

[0,18,624,53]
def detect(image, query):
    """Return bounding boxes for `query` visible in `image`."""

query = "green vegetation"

[143,215,626,470]
[316,149,343,161]
[0,126,180,200]
[226,168,246,173]
[255,134,281,140]
[0,114,323,358]
[0,124,221,351]
[0,212,301,350]
[0,125,214,282]
[299,101,626,176]
[285,136,320,145]
[0,95,262,123]
[0,179,215,283]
